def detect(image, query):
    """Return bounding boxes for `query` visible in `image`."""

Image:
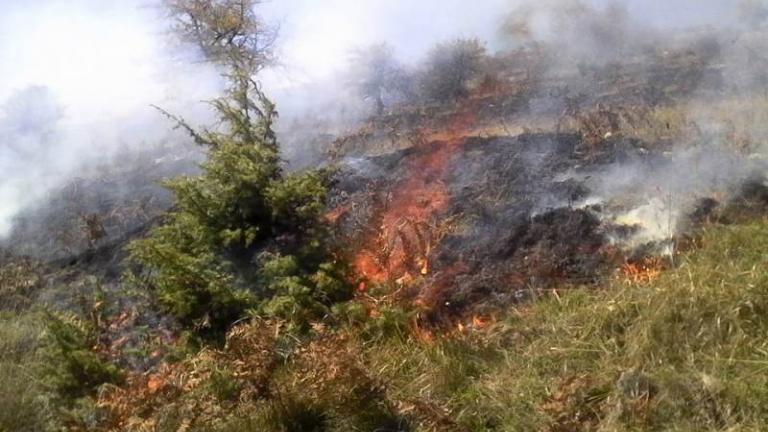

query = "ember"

[457,314,494,333]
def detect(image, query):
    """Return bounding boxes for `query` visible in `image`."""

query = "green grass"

[95,219,768,431]
[5,220,768,431]
[0,312,52,432]
[358,220,768,431]
[148,219,768,432]
[0,310,123,431]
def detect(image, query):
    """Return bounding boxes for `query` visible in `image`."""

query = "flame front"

[353,102,479,283]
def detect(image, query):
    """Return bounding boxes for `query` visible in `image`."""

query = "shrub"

[348,43,412,114]
[0,257,42,312]
[419,38,487,103]
[129,0,351,338]
[42,312,124,401]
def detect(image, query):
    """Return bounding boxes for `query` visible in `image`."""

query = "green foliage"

[131,0,350,338]
[128,214,253,333]
[0,312,51,432]
[0,311,122,431]
[330,301,369,327]
[130,144,350,335]
[362,306,414,342]
[265,170,330,234]
[208,366,243,402]
[42,312,124,401]
[0,264,122,431]
[166,140,280,249]
[257,253,349,331]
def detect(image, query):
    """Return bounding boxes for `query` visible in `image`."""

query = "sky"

[0,0,752,235]
[0,0,220,235]
[0,1,162,121]
[0,0,741,117]
[259,0,736,86]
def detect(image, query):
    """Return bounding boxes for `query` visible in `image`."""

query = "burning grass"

[14,218,761,431]
[359,219,768,431]
[620,256,667,283]
[333,130,632,321]
[351,101,479,283]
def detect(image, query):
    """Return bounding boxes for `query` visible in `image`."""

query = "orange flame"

[621,257,664,283]
[457,314,494,333]
[353,101,480,283]
[412,319,436,343]
[325,205,349,224]
[472,315,490,328]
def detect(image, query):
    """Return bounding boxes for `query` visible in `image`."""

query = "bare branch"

[151,104,215,147]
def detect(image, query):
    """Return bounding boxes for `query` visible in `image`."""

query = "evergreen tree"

[129,0,350,336]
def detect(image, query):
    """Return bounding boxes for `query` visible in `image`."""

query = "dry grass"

[58,219,768,431]
[1,214,767,432]
[628,95,768,153]
[361,219,768,431]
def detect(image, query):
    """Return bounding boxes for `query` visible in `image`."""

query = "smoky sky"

[0,0,757,236]
[260,0,737,87]
[0,0,746,120]
[0,0,220,236]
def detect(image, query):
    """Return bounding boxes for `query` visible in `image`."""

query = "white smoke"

[0,0,764,240]
[0,0,222,237]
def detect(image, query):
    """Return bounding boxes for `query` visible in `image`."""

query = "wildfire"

[412,321,436,343]
[457,314,494,333]
[621,257,665,283]
[354,252,388,283]
[352,101,479,283]
[325,205,349,224]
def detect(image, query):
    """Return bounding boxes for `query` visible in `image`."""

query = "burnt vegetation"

[3,0,768,431]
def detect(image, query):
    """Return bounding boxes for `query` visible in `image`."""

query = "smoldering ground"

[321,0,768,316]
[2,0,768,258]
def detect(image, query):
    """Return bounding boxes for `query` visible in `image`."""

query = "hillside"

[91,219,768,431]
[2,2,768,431]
